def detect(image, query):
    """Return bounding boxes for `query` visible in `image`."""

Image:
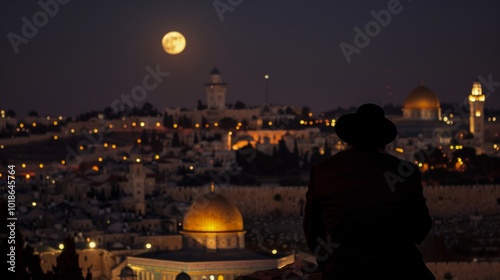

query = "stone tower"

[126,153,146,215]
[205,68,227,111]
[469,80,485,143]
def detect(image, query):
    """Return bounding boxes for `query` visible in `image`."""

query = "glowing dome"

[183,192,243,233]
[402,85,441,121]
[404,85,440,110]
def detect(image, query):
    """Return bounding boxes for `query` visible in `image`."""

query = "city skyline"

[2,1,500,117]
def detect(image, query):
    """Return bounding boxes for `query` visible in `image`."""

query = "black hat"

[335,103,397,147]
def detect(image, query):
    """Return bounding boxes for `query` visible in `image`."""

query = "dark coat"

[303,148,435,280]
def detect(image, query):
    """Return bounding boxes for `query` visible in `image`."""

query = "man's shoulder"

[312,150,350,169]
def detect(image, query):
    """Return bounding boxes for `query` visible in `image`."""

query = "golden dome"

[183,192,243,232]
[404,85,440,109]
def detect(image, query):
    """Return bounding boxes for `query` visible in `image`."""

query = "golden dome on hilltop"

[404,85,440,109]
[183,192,243,232]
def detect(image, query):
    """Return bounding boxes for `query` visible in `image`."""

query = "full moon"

[161,31,186,55]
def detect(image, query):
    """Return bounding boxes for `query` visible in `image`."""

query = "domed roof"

[175,272,191,280]
[120,267,136,277]
[210,67,220,75]
[404,85,440,109]
[183,191,243,232]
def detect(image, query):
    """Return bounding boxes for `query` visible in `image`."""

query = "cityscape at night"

[1,1,500,279]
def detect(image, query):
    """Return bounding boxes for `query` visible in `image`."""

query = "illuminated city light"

[21,163,26,168]
[89,241,96,249]
[136,158,141,163]
[39,163,44,168]
[156,122,161,127]
[53,121,58,126]
[123,156,127,161]
[32,122,37,127]
[70,128,75,133]
[58,244,64,250]
[272,249,277,254]
[98,157,103,162]
[26,174,31,179]
[104,143,109,148]
[93,128,98,133]
[19,123,24,128]
[145,243,152,249]
[53,135,58,140]
[111,144,117,149]
[214,122,219,127]
[154,155,160,160]
[140,122,145,127]
[195,123,200,128]
[61,160,66,165]
[173,123,178,128]
[137,139,142,144]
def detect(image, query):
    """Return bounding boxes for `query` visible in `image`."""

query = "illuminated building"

[119,183,294,280]
[469,80,485,143]
[402,84,442,121]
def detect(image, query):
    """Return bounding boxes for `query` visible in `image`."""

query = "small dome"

[210,68,220,75]
[183,192,243,232]
[404,85,440,109]
[120,267,136,277]
[175,272,191,280]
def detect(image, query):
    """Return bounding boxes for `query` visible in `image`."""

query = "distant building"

[402,84,442,121]
[118,183,294,280]
[165,68,263,129]
[469,80,485,143]
[392,83,451,141]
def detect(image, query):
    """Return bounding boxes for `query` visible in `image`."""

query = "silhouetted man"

[303,104,435,279]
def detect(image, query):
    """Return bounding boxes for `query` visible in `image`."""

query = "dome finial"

[419,79,424,85]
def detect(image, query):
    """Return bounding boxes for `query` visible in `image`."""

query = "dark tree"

[163,113,174,127]
[28,110,39,117]
[234,101,246,109]
[52,236,85,280]
[172,132,181,148]
[196,100,206,110]
[140,129,149,145]
[218,117,238,130]
[6,109,16,117]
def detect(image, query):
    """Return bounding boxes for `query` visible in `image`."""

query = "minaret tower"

[127,153,146,215]
[469,80,485,143]
[205,68,227,111]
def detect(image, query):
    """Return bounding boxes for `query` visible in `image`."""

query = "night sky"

[1,0,500,117]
